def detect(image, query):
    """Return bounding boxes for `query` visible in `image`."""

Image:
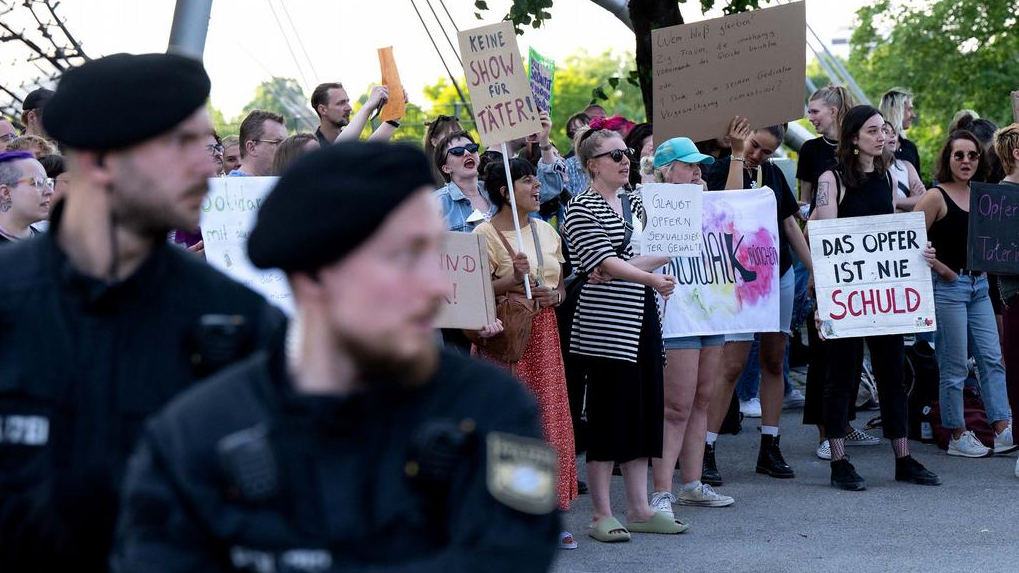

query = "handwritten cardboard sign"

[458,21,542,147]
[528,47,555,113]
[968,182,1019,275]
[661,188,780,336]
[1012,90,1019,123]
[651,1,806,143]
[378,46,406,123]
[808,212,936,339]
[435,232,497,329]
[201,177,295,316]
[642,183,704,256]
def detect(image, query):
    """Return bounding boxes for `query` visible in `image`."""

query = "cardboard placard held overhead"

[435,232,498,330]
[528,47,556,113]
[458,21,542,147]
[652,1,806,144]
[807,212,936,339]
[967,182,1019,275]
[1012,90,1019,123]
[378,47,406,122]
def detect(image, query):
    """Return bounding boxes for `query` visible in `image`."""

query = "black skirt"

[578,288,664,463]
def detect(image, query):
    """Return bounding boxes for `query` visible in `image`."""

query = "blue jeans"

[736,340,793,401]
[933,274,1011,428]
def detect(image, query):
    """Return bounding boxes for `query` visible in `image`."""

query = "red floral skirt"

[479,307,578,510]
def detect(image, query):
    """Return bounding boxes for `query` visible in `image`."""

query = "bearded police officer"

[0,54,285,572]
[113,141,559,572]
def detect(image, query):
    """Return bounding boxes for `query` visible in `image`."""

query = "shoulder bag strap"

[617,192,634,257]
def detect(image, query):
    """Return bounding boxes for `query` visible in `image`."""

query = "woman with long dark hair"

[812,105,940,490]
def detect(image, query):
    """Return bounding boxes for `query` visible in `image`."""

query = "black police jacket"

[0,215,286,572]
[113,347,560,573]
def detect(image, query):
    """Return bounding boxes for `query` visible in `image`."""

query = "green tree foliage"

[240,77,317,133]
[848,0,1019,178]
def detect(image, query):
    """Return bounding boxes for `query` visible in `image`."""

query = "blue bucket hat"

[653,137,715,169]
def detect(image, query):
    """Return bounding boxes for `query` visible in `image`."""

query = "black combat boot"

[830,458,867,491]
[756,434,795,478]
[701,442,723,486]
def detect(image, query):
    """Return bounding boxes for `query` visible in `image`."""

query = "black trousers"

[803,318,861,427]
[823,334,908,440]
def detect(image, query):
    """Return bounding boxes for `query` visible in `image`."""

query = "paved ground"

[551,398,1018,573]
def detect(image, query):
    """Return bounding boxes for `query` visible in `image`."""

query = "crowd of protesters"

[1,47,1017,572]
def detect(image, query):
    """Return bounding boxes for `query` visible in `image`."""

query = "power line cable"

[408,0,473,120]
[278,0,320,83]
[424,0,461,67]
[264,0,313,93]
[437,0,460,32]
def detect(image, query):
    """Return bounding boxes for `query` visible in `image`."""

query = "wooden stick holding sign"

[458,20,544,299]
[378,47,406,123]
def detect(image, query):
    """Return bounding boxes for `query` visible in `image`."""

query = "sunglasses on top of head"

[591,147,634,163]
[444,143,480,161]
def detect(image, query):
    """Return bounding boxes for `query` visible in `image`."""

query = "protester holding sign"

[992,124,1019,478]
[915,130,1013,457]
[562,126,682,542]
[640,137,736,516]
[474,158,577,550]
[812,105,940,491]
[434,130,492,233]
[703,118,811,483]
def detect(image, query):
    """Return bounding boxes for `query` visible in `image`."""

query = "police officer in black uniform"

[113,141,560,572]
[0,54,285,572]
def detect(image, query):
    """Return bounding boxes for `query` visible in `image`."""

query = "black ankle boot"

[756,434,795,478]
[830,458,867,491]
[701,443,723,486]
[895,455,941,486]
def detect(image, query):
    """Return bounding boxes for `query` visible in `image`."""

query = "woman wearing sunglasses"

[915,130,1014,458]
[0,151,52,244]
[562,126,682,543]
[433,131,490,234]
[701,118,812,484]
[424,115,463,185]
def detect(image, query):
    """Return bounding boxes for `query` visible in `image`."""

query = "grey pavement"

[551,404,1018,573]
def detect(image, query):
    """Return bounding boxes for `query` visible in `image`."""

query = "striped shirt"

[562,189,648,363]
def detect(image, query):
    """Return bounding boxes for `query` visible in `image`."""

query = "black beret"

[22,88,54,111]
[43,53,211,150]
[248,141,435,273]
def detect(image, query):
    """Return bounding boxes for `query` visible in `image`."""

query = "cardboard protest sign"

[378,46,406,122]
[201,177,294,316]
[808,212,936,339]
[1012,90,1019,123]
[435,232,498,329]
[661,188,780,337]
[651,1,806,143]
[642,183,704,256]
[967,182,1019,275]
[528,47,555,113]
[458,21,542,147]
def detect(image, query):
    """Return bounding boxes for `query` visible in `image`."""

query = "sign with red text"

[458,21,542,147]
[651,1,806,143]
[968,182,1019,275]
[201,177,295,316]
[435,232,497,329]
[807,212,935,339]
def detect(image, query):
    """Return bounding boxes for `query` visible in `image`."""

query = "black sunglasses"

[952,150,980,161]
[444,143,480,162]
[591,148,634,163]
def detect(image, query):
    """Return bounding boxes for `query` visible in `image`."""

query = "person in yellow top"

[473,157,578,550]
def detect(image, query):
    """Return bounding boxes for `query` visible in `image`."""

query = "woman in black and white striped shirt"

[562,127,682,542]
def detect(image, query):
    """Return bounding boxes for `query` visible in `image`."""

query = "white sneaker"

[947,430,991,458]
[739,397,762,418]
[816,440,832,460]
[675,482,734,507]
[993,424,1019,454]
[783,389,806,409]
[650,491,676,516]
[845,428,881,446]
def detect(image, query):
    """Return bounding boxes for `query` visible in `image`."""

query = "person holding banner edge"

[812,104,940,491]
[474,157,578,550]
[702,117,813,483]
[914,130,1014,457]
[562,126,682,542]
[640,137,737,515]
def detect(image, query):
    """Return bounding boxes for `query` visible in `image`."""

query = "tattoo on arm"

[816,182,830,206]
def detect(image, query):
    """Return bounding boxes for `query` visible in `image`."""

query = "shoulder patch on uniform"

[486,432,557,515]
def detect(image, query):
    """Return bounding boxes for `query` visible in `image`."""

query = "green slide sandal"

[626,511,690,534]
[587,517,631,543]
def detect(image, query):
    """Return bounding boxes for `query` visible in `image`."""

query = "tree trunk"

[628,0,683,122]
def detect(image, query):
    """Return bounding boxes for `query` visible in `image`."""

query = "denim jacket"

[434,180,496,233]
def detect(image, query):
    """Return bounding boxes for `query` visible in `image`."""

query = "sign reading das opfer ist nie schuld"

[651,1,806,143]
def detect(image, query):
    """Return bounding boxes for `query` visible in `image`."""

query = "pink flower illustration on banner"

[734,227,777,306]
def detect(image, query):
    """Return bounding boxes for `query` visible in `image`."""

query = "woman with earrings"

[474,157,578,550]
[562,126,682,542]
[700,117,813,485]
[812,105,940,491]
[914,131,1014,458]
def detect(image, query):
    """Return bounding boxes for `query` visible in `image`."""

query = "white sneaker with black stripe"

[675,482,734,507]
[845,428,881,446]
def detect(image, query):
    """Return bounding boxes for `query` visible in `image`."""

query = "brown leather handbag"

[465,224,543,363]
